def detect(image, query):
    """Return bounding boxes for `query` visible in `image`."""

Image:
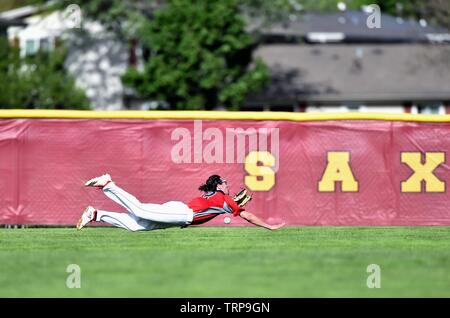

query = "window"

[418,106,439,114]
[40,38,50,52]
[343,103,362,112]
[347,105,361,111]
[415,105,445,115]
[240,104,266,111]
[270,105,295,112]
[25,40,37,56]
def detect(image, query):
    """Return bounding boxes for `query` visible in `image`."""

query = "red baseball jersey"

[187,190,245,225]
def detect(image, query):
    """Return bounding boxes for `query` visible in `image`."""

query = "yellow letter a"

[318,152,358,192]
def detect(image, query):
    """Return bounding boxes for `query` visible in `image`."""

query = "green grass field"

[0,226,449,297]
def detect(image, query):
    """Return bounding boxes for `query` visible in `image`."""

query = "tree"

[355,0,449,29]
[0,38,89,109]
[241,0,392,17]
[55,0,154,39]
[54,0,448,111]
[410,0,450,29]
[122,0,269,110]
[0,0,44,12]
[242,0,449,29]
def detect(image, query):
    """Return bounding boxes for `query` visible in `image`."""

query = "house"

[245,10,450,114]
[0,4,141,110]
[2,5,450,113]
[0,17,26,39]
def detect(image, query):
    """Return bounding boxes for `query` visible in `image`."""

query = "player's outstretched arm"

[239,211,285,230]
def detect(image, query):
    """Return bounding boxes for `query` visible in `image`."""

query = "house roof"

[0,5,39,20]
[0,17,27,27]
[251,10,450,44]
[249,43,450,105]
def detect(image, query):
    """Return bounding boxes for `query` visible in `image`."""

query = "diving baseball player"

[77,174,285,231]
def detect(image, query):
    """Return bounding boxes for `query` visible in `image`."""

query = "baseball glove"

[232,188,252,207]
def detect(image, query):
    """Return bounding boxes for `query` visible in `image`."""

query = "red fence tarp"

[0,118,449,226]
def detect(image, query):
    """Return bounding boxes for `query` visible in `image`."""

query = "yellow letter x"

[401,152,445,192]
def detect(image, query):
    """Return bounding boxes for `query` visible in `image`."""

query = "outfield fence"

[1,110,449,226]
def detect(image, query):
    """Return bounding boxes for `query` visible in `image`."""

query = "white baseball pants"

[95,182,193,231]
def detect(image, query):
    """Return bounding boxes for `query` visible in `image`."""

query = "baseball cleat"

[76,206,97,230]
[84,173,112,187]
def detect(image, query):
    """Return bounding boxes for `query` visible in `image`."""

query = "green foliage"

[243,0,449,30]
[122,0,269,110]
[410,0,450,29]
[0,0,44,12]
[241,0,390,16]
[55,0,152,38]
[240,0,433,20]
[0,38,89,109]
[52,0,448,111]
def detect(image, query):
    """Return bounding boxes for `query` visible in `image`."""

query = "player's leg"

[77,206,148,232]
[85,174,145,214]
[138,201,194,224]
[95,210,148,232]
[97,211,179,231]
[103,183,193,224]
[84,174,193,225]
[100,181,148,214]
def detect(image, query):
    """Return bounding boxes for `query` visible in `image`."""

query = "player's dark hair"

[199,175,223,192]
